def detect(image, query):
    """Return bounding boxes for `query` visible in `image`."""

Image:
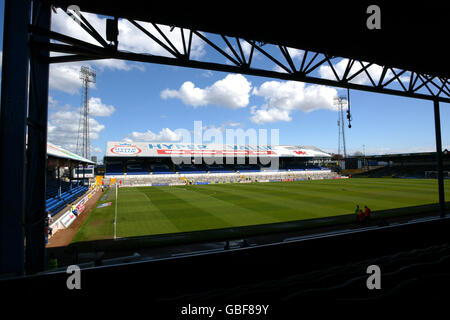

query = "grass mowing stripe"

[118,188,180,236]
[199,183,339,220]
[205,183,353,218]
[166,186,280,226]
[146,186,234,232]
[191,184,300,221]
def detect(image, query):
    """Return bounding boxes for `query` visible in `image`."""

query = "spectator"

[358,209,365,223]
[47,211,53,224]
[224,240,230,250]
[44,219,49,244]
[364,205,372,222]
[355,205,360,221]
[72,204,79,217]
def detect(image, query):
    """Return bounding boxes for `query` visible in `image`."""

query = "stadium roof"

[105,142,331,158]
[43,1,449,79]
[358,150,450,162]
[47,142,94,164]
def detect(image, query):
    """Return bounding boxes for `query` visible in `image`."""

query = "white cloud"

[161,74,252,109]
[48,96,58,108]
[48,59,140,95]
[123,128,183,142]
[286,47,304,60]
[250,107,292,124]
[250,80,339,124]
[88,97,115,117]
[47,109,105,152]
[47,97,115,153]
[49,63,82,94]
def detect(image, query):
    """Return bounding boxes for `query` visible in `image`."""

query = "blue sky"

[1,3,449,162]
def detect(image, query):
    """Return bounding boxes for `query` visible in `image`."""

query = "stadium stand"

[356,164,444,178]
[41,143,94,216]
[103,142,337,185]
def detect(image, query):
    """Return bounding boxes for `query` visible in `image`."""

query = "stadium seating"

[156,241,450,303]
[46,184,89,216]
[235,164,261,172]
[126,161,149,175]
[205,164,235,173]
[150,164,174,174]
[105,161,124,176]
[175,164,207,174]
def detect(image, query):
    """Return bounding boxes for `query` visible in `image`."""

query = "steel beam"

[33,27,450,103]
[0,0,30,276]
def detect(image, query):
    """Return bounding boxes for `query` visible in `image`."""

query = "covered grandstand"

[342,151,450,179]
[103,142,338,185]
[45,142,93,217]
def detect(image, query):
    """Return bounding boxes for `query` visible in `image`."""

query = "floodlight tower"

[76,66,96,159]
[334,96,348,158]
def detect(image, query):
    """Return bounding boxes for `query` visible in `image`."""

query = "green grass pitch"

[72,178,450,242]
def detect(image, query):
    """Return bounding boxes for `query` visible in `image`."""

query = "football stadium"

[1,1,450,313]
[64,142,449,243]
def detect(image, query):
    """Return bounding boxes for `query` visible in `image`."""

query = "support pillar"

[433,99,446,217]
[24,2,51,274]
[0,0,30,276]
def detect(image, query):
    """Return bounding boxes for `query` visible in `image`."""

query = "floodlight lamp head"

[333,96,347,105]
[80,66,96,83]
